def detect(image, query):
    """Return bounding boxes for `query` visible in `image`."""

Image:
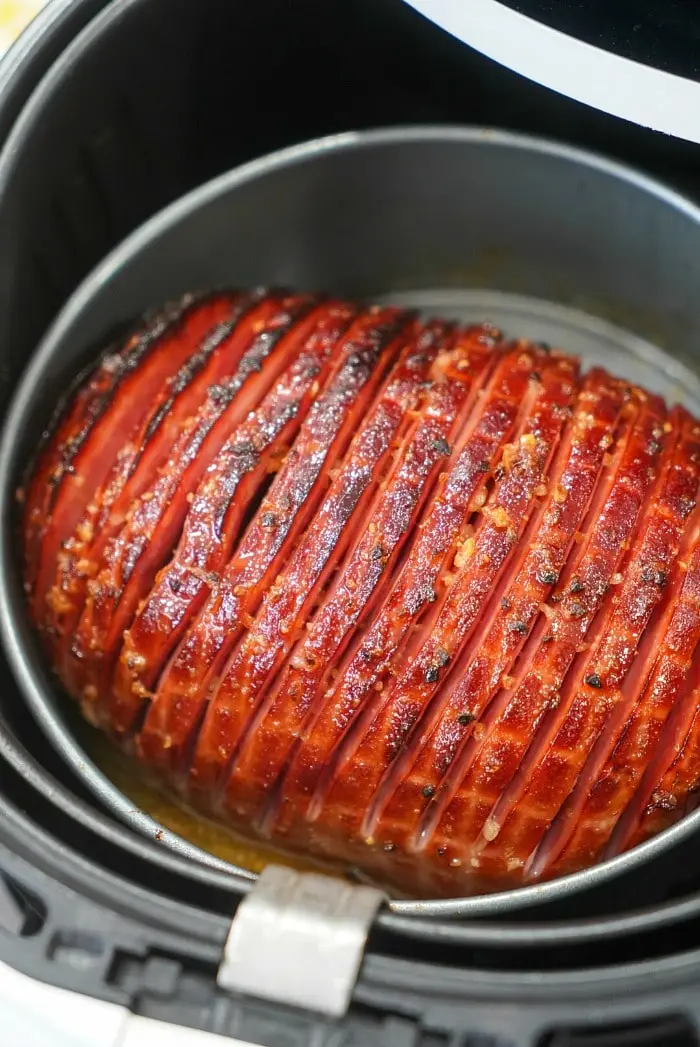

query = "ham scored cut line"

[22,289,700,899]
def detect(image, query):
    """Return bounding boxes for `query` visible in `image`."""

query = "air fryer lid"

[402,0,700,145]
[5,127,700,921]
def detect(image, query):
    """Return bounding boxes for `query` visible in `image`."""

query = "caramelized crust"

[24,291,700,898]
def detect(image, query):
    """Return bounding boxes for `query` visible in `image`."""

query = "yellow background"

[0,0,45,56]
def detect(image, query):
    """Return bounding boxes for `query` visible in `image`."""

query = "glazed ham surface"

[23,290,700,898]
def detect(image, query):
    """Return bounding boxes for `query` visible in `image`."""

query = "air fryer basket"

[7,123,700,922]
[4,0,700,1042]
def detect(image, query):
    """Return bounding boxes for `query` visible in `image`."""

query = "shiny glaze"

[25,291,700,898]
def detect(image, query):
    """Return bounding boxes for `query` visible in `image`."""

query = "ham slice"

[26,293,238,626]
[24,291,700,898]
[67,295,323,720]
[44,290,268,665]
[136,306,413,773]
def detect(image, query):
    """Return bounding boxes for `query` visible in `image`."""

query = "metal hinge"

[218,865,386,1018]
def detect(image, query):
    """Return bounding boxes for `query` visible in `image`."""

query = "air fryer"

[3,2,700,1045]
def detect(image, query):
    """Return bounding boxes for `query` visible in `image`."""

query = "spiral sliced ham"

[22,290,700,898]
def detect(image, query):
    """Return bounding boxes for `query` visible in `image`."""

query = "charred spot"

[586,673,603,689]
[510,620,528,635]
[530,371,542,383]
[207,383,229,403]
[422,584,437,604]
[569,579,584,594]
[436,845,447,856]
[278,402,299,425]
[169,576,182,595]
[539,570,558,586]
[241,344,267,373]
[643,566,666,588]
[359,648,373,663]
[436,647,450,667]
[371,544,385,562]
[542,633,554,644]
[232,440,257,457]
[569,602,587,619]
[431,437,452,457]
[500,596,511,611]
[458,712,476,726]
[422,785,436,799]
[261,512,278,528]
[647,439,662,456]
[424,665,440,684]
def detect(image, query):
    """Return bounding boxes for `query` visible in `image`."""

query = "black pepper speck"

[232,440,256,457]
[431,437,451,457]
